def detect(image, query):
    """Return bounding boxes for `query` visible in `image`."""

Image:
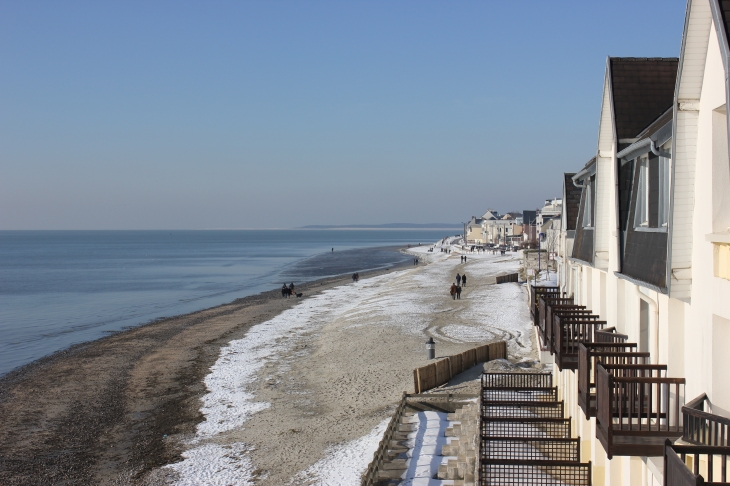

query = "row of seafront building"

[465,198,563,248]
[544,1,730,485]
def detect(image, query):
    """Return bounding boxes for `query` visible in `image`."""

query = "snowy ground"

[163,239,535,485]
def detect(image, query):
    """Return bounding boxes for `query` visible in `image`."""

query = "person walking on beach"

[456,273,461,286]
[450,283,457,300]
[461,273,467,287]
[289,282,295,294]
[456,285,462,299]
[282,284,289,298]
[464,255,467,263]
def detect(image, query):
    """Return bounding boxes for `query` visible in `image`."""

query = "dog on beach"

[296,292,303,298]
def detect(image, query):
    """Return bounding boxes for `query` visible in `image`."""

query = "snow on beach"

[292,419,390,485]
[166,242,534,485]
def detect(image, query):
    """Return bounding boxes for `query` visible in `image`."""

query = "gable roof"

[609,57,678,141]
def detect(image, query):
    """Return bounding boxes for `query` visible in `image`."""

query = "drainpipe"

[634,284,659,361]
[650,140,671,158]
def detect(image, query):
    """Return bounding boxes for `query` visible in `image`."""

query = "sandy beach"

[0,243,536,485]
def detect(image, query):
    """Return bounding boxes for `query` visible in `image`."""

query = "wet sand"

[0,266,405,485]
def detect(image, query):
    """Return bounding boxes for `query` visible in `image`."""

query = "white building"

[546,2,730,485]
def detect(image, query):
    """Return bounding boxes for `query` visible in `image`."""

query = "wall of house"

[686,21,730,416]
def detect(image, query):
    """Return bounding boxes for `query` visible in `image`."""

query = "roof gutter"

[617,138,652,161]
[571,164,595,188]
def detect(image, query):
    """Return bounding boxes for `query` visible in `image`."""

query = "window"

[634,158,649,227]
[633,153,670,231]
[582,181,593,228]
[658,156,670,227]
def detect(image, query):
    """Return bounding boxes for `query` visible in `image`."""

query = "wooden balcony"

[530,285,561,327]
[576,343,647,418]
[663,396,730,485]
[546,309,596,355]
[537,296,577,347]
[595,363,685,458]
[664,441,730,485]
[551,316,606,370]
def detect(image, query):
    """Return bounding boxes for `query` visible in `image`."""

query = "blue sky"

[1,1,687,229]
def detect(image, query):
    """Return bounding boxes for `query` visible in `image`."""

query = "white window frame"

[582,182,593,228]
[634,157,649,228]
[658,155,670,229]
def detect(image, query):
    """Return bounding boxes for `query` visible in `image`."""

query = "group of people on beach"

[281,282,299,298]
[449,272,467,300]
[413,257,419,266]
[460,255,467,263]
[351,272,360,282]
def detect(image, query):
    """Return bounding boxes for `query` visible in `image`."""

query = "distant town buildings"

[464,199,563,248]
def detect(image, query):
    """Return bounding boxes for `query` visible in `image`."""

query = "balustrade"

[577,343,646,418]
[595,363,685,458]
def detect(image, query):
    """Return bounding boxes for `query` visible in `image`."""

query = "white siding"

[677,0,712,101]
[671,110,697,300]
[595,68,615,269]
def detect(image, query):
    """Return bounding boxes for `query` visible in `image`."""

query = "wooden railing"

[529,285,560,325]
[547,309,595,354]
[683,394,730,447]
[482,372,553,389]
[552,315,605,369]
[595,364,685,458]
[577,343,644,418]
[537,295,575,344]
[361,391,409,485]
[595,327,630,343]
[664,440,730,485]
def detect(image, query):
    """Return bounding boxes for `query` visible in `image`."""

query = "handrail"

[685,393,709,411]
[361,391,408,485]
[682,393,730,447]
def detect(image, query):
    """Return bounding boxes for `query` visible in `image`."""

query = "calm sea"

[0,230,451,376]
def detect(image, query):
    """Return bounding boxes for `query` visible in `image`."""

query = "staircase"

[479,372,592,485]
[369,395,479,485]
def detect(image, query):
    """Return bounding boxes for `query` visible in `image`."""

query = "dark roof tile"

[609,57,678,140]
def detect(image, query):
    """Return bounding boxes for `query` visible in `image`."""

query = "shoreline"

[0,245,535,485]
[0,259,413,485]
